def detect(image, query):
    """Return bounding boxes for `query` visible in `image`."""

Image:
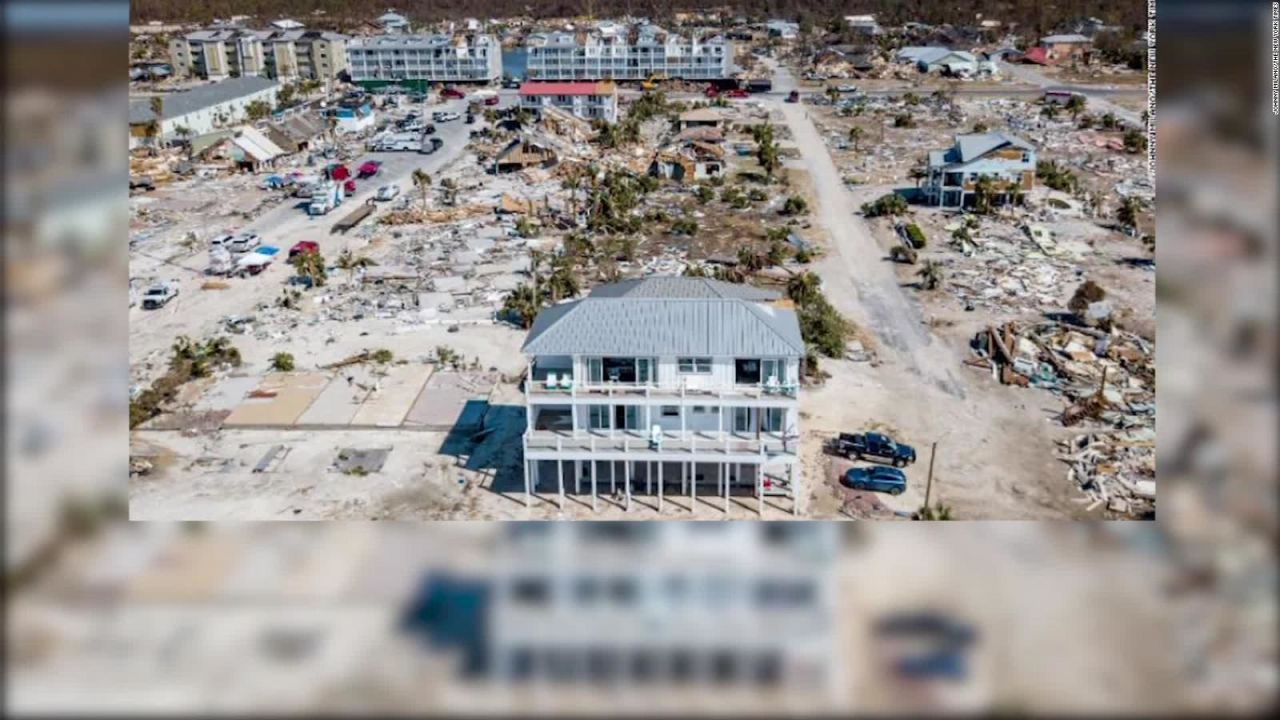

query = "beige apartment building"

[170,27,348,83]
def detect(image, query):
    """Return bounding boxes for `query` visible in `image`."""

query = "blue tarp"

[257,246,280,256]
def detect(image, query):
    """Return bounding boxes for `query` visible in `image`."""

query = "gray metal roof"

[524,278,802,357]
[128,76,278,124]
[1041,34,1090,44]
[954,132,1034,162]
[588,277,778,300]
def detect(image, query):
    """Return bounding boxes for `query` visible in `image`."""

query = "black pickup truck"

[828,432,917,466]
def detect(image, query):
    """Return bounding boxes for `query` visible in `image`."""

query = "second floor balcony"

[527,356,799,401]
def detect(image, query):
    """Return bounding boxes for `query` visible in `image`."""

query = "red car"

[328,164,350,181]
[441,87,466,99]
[705,85,720,98]
[483,95,500,106]
[343,179,357,193]
[725,88,750,99]
[357,160,382,178]
[288,240,319,258]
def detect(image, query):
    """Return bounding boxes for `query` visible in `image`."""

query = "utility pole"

[923,441,938,510]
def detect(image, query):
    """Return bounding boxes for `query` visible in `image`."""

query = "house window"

[678,357,711,374]
[661,406,680,418]
[589,405,610,430]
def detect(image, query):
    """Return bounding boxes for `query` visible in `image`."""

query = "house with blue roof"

[923,132,1036,209]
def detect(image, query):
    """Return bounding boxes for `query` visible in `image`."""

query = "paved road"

[999,61,1143,126]
[771,63,967,398]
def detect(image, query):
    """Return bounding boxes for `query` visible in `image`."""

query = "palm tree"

[411,169,432,209]
[847,126,864,151]
[972,174,997,214]
[737,247,764,273]
[561,172,582,218]
[290,249,327,287]
[149,96,164,140]
[545,264,580,302]
[916,260,943,290]
[757,140,781,178]
[825,86,839,103]
[335,249,376,284]
[1065,94,1087,119]
[501,284,542,328]
[1117,196,1143,230]
[786,271,822,306]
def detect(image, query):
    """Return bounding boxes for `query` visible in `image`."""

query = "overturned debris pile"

[967,319,1155,516]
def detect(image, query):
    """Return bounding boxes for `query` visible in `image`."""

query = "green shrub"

[270,352,296,371]
[903,223,927,249]
[861,192,908,217]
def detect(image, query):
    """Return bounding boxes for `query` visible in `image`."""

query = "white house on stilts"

[520,277,805,516]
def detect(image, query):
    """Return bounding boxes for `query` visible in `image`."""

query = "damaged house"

[493,137,558,174]
[923,132,1035,209]
[649,140,725,182]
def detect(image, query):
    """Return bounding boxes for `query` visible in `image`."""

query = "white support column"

[610,460,616,496]
[783,461,793,512]
[690,460,696,514]
[625,460,632,512]
[680,404,686,436]
[723,462,730,515]
[658,461,664,513]
[591,460,598,511]
[757,465,764,517]
[557,459,565,510]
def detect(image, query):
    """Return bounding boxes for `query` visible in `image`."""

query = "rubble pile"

[967,319,1155,516]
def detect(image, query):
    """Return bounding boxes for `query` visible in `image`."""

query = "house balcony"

[528,376,799,403]
[523,429,798,463]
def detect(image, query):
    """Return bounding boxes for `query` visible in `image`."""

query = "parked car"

[209,233,236,251]
[704,85,720,98]
[785,90,800,103]
[375,184,401,201]
[288,240,319,258]
[465,113,476,124]
[357,160,382,178]
[725,88,750,98]
[836,84,860,93]
[140,281,179,309]
[440,87,466,99]
[433,111,461,123]
[227,232,261,253]
[483,95,500,106]
[843,466,908,495]
[502,76,521,89]
[328,164,351,181]
[422,123,437,135]
[876,611,977,682]
[129,175,155,192]
[830,432,917,466]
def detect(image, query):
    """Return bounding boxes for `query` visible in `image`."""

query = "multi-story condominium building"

[518,81,618,122]
[347,33,502,88]
[525,22,733,81]
[169,27,349,82]
[169,29,266,80]
[521,277,804,515]
[923,132,1036,209]
[260,29,349,82]
[485,523,840,703]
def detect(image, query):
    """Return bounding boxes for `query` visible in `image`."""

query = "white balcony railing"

[522,429,798,459]
[528,377,799,401]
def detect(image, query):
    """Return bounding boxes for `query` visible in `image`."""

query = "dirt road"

[999,61,1143,126]
[772,65,966,398]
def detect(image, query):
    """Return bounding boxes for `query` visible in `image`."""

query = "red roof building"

[518,81,619,122]
[518,81,616,96]
[1021,46,1050,65]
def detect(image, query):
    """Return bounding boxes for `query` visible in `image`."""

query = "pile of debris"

[967,319,1155,515]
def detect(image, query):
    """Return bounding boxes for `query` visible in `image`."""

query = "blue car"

[844,466,907,495]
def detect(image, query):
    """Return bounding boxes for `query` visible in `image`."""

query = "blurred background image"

[4,0,1277,715]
